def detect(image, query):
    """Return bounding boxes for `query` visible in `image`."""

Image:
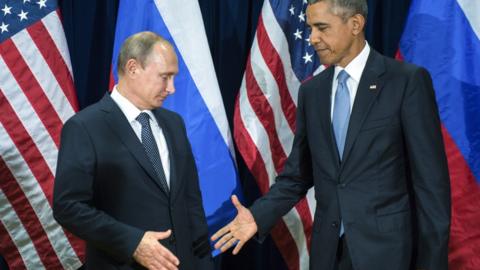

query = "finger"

[220,236,239,253]
[214,232,234,249]
[154,229,172,240]
[211,224,231,241]
[149,260,169,270]
[232,240,245,255]
[146,258,168,270]
[157,245,179,266]
[231,195,244,211]
[157,255,178,270]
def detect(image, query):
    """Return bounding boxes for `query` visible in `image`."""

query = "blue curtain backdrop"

[0,0,411,269]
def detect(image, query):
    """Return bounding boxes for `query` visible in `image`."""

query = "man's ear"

[125,59,139,78]
[350,14,365,36]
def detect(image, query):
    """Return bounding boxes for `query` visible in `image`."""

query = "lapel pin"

[369,85,377,90]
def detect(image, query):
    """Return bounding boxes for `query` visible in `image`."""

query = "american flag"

[0,0,84,269]
[234,0,323,269]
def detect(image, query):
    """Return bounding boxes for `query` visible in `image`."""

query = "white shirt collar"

[111,85,156,124]
[334,42,370,83]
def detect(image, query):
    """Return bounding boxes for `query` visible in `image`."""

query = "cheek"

[148,78,163,89]
[144,81,159,95]
[329,38,345,52]
[320,35,336,49]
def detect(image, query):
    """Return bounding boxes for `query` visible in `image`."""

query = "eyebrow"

[310,22,329,28]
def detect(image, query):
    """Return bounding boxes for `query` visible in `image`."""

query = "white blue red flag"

[0,0,84,269]
[234,0,324,269]
[111,0,242,253]
[399,0,480,269]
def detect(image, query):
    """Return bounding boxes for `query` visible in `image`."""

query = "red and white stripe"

[234,1,323,269]
[0,9,84,269]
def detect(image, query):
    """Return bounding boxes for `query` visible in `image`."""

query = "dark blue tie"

[136,112,169,194]
[332,70,350,237]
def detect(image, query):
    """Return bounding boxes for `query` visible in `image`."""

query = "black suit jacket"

[53,94,213,270]
[250,50,451,270]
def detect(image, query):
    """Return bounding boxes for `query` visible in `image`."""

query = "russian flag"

[399,0,480,269]
[111,0,242,252]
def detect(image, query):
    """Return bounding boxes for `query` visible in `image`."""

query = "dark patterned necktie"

[136,112,169,194]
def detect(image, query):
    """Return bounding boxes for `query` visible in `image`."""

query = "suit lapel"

[316,67,341,168]
[152,109,180,203]
[100,94,170,197]
[341,50,386,168]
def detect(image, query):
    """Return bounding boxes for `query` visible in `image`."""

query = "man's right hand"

[133,230,179,270]
[211,195,258,255]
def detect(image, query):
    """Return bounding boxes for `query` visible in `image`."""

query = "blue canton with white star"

[0,0,56,42]
[269,0,320,82]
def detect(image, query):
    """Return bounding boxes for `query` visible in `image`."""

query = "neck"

[337,38,366,68]
[116,79,149,111]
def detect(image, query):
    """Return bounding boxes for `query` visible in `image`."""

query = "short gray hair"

[117,31,171,76]
[307,0,368,21]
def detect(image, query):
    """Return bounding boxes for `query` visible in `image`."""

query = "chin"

[156,101,165,108]
[316,53,332,65]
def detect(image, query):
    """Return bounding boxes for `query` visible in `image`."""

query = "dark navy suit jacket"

[53,94,213,270]
[250,50,451,270]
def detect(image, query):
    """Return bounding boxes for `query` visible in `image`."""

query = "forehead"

[147,43,177,64]
[148,43,176,62]
[145,43,178,71]
[306,1,339,23]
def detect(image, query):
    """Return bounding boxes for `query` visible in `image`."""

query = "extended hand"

[133,230,179,270]
[211,195,258,254]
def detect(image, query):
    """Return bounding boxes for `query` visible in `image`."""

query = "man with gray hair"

[212,1,450,270]
[53,31,213,270]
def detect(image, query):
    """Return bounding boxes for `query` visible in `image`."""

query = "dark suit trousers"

[334,236,353,270]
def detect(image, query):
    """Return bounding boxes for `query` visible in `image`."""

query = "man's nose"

[166,78,175,94]
[309,29,321,44]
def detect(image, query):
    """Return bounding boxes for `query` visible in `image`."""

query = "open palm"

[211,195,258,254]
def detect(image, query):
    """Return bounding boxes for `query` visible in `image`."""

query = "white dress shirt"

[331,42,371,120]
[111,86,170,186]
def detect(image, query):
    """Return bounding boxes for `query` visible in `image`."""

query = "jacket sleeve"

[401,67,451,270]
[250,84,314,240]
[53,118,144,264]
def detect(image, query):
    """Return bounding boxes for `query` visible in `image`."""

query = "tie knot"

[136,112,150,126]
[337,70,349,85]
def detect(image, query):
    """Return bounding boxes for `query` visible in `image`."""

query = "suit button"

[331,221,339,228]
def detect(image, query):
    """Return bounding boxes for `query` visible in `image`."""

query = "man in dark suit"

[53,31,213,270]
[212,1,451,270]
